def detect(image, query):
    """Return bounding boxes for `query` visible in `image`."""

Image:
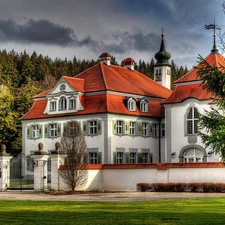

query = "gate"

[9,153,35,190]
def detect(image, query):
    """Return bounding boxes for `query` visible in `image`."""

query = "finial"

[161,27,164,37]
[205,20,220,54]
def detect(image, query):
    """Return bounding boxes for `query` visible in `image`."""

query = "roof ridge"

[100,63,108,90]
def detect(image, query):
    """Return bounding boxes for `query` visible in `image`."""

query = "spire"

[154,28,171,66]
[205,20,220,54]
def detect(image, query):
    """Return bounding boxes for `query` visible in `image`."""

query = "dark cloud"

[0,18,160,55]
[0,19,76,46]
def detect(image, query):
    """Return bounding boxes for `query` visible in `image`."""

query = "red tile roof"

[63,76,85,92]
[175,53,225,83]
[123,57,135,63]
[21,94,164,120]
[164,84,213,104]
[75,63,172,98]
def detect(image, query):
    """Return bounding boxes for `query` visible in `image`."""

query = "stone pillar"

[0,145,13,191]
[48,142,62,190]
[32,143,48,191]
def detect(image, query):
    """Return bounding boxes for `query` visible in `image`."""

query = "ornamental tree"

[59,121,88,191]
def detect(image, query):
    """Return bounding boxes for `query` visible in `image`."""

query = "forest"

[0,49,188,154]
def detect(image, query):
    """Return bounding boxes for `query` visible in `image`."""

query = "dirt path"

[0,191,224,201]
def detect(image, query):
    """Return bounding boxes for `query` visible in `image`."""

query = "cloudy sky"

[0,0,224,69]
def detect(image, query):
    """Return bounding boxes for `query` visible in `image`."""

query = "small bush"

[137,183,225,193]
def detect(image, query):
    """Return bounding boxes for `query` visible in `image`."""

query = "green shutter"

[97,120,102,135]
[63,122,68,135]
[149,123,153,137]
[97,152,102,164]
[137,122,142,136]
[124,121,130,135]
[138,153,142,163]
[150,153,153,163]
[44,124,49,138]
[38,124,43,138]
[27,125,31,139]
[113,152,117,164]
[124,152,130,164]
[83,121,88,135]
[112,120,117,135]
[57,123,61,137]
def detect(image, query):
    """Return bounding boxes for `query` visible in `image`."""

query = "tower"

[154,28,172,90]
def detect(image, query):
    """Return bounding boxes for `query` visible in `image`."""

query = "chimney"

[99,52,111,66]
[123,58,135,71]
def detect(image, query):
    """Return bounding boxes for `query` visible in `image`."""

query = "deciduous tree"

[59,121,88,191]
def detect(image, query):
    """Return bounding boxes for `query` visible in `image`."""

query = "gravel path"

[0,191,224,202]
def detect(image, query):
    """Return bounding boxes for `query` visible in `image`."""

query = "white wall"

[55,163,225,192]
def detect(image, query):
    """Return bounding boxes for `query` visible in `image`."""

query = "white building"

[21,33,224,164]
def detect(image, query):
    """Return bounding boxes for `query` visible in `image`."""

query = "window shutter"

[150,153,153,163]
[63,122,68,135]
[124,152,130,164]
[97,152,102,164]
[57,123,61,137]
[27,125,31,139]
[124,121,130,135]
[113,152,117,164]
[138,153,142,163]
[38,124,43,138]
[44,124,49,138]
[97,120,102,135]
[137,122,142,136]
[149,123,153,137]
[112,120,117,135]
[83,121,88,135]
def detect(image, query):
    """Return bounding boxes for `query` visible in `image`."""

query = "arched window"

[140,100,148,112]
[183,148,204,162]
[59,97,67,110]
[186,107,199,135]
[128,98,136,111]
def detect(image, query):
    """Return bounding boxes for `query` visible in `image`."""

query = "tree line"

[0,49,188,154]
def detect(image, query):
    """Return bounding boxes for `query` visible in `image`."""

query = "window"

[186,107,199,135]
[140,101,148,112]
[31,125,39,138]
[116,152,124,164]
[49,124,57,137]
[183,148,204,162]
[69,99,76,109]
[50,101,56,111]
[59,97,67,110]
[161,124,165,137]
[116,121,123,135]
[128,99,136,111]
[89,152,98,164]
[130,152,137,163]
[89,121,97,135]
[142,123,148,136]
[130,122,136,135]
[153,123,159,137]
[68,121,77,136]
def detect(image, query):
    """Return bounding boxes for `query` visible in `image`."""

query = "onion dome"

[154,30,171,66]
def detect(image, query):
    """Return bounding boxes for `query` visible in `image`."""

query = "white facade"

[23,113,163,164]
[164,98,219,163]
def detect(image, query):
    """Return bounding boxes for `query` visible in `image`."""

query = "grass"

[0,198,225,224]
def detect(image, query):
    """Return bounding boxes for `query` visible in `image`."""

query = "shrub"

[137,183,225,192]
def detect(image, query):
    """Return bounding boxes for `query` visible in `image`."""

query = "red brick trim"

[59,162,225,170]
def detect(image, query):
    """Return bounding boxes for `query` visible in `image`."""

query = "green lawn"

[0,198,225,224]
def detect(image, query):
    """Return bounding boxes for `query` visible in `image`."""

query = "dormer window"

[69,99,76,109]
[59,97,67,110]
[128,98,136,111]
[50,101,56,111]
[140,99,148,112]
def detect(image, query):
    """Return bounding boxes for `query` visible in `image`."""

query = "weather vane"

[205,20,221,53]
